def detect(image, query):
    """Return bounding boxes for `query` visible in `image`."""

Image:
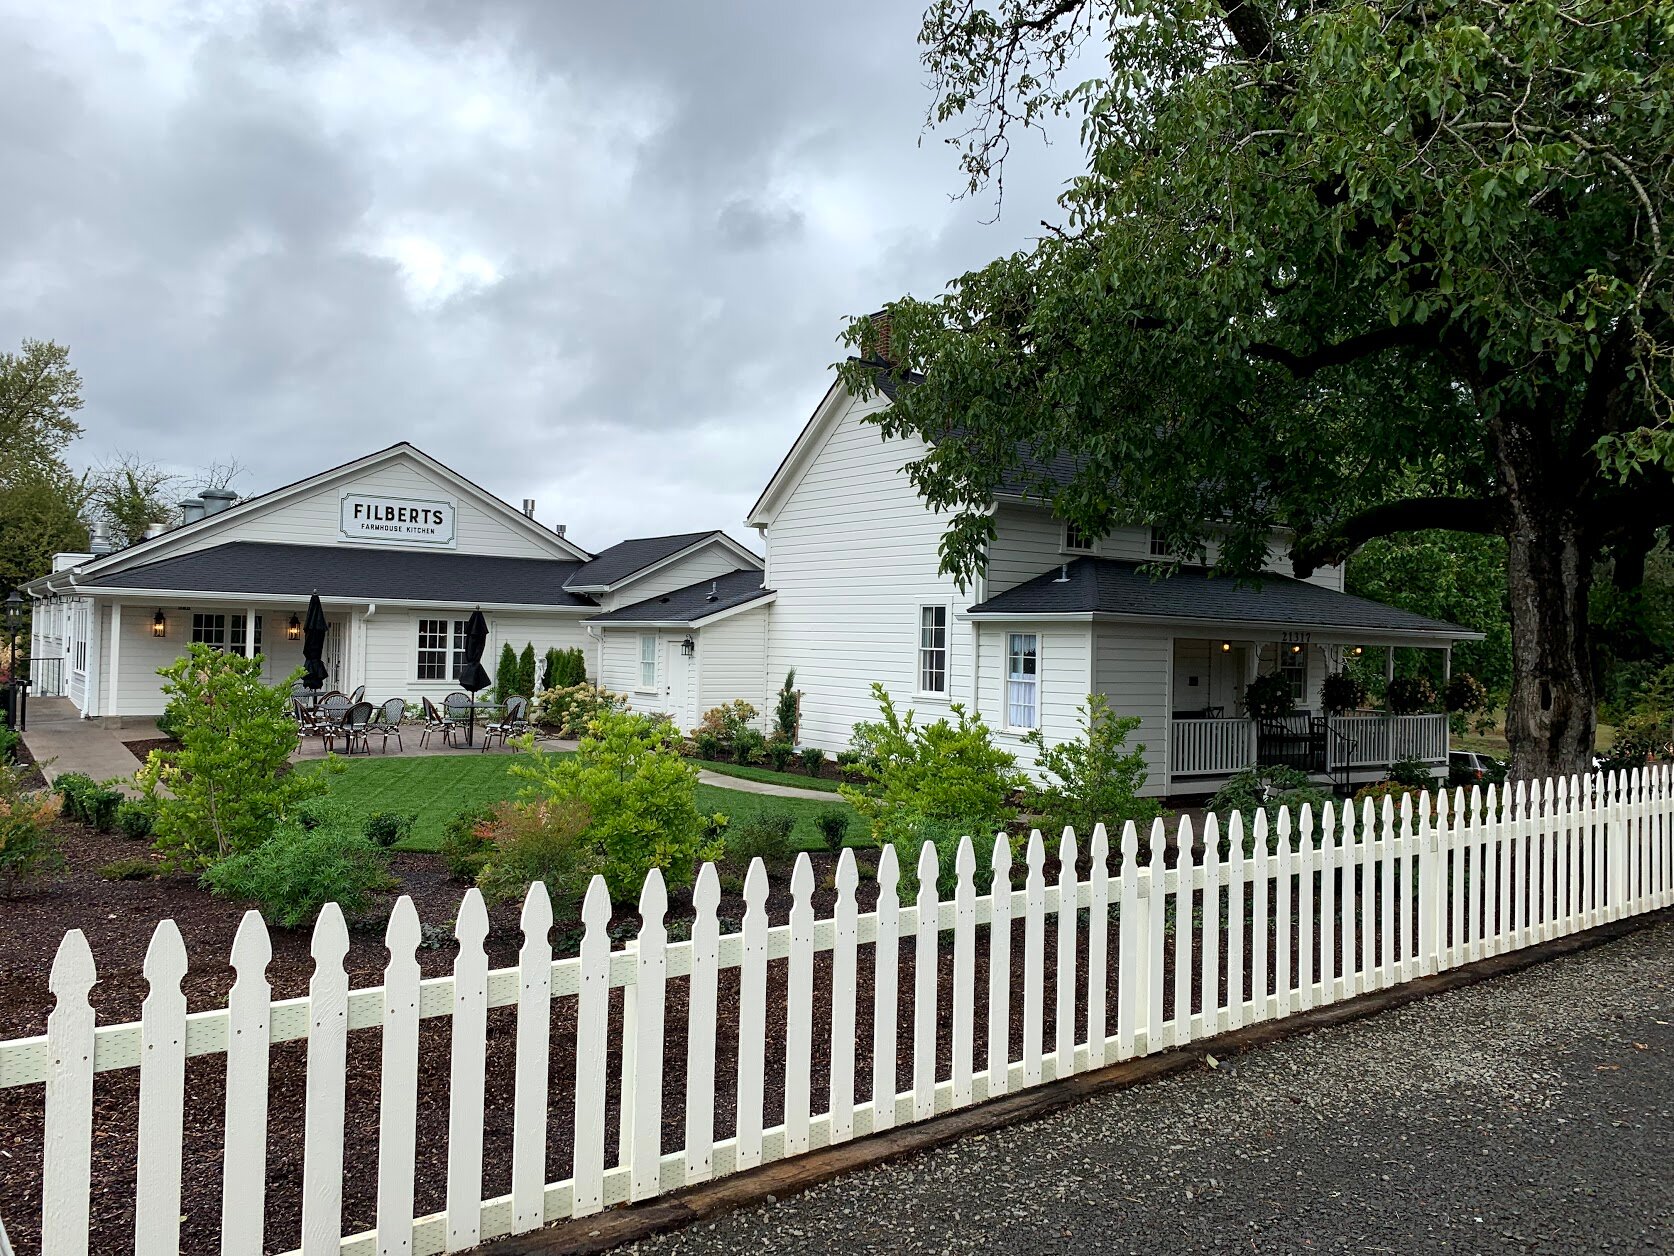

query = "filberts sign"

[340,493,457,547]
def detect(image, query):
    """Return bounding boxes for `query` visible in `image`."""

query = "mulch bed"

[120,737,178,760]
[0,820,1372,1256]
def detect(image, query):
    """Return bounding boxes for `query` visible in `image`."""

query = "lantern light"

[287,613,302,641]
[680,636,696,658]
[151,609,167,638]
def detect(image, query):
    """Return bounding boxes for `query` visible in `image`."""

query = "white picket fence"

[2,769,1672,1255]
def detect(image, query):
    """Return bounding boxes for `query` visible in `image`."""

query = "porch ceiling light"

[1219,641,1231,652]
[680,635,696,657]
[287,613,302,641]
[152,608,167,638]
[1351,645,1365,656]
[1289,642,1304,654]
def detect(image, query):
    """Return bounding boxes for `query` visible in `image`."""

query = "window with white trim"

[1279,645,1308,702]
[230,614,262,652]
[1063,522,1094,553]
[918,605,948,694]
[1148,527,1174,558]
[1006,632,1039,729]
[416,617,466,681]
[639,634,658,689]
[191,613,227,647]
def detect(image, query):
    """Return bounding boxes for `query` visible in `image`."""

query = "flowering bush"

[1384,674,1438,715]
[1023,693,1159,840]
[0,762,65,895]
[475,798,599,909]
[1444,672,1489,714]
[531,682,628,736]
[696,700,759,744]
[1320,670,1370,716]
[1242,672,1297,719]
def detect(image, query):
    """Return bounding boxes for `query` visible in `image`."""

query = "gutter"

[959,608,1485,644]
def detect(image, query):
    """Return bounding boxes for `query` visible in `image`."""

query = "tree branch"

[1219,0,1279,61]
[1292,496,1507,576]
[1245,322,1440,378]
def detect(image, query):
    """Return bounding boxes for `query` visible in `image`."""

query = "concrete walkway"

[627,919,1674,1256]
[695,769,840,802]
[17,697,143,792]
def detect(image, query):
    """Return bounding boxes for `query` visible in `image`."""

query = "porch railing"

[1168,717,1255,777]
[1170,713,1450,778]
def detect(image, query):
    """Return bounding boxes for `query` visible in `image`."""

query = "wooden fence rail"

[1,768,1670,1254]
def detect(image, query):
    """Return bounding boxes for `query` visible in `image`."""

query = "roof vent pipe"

[199,487,238,517]
[1053,563,1070,583]
[88,522,113,555]
[522,498,536,518]
[706,580,718,602]
[555,523,567,538]
[142,522,168,540]
[179,497,206,525]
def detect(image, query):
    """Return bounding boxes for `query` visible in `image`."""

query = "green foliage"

[0,338,86,593]
[799,746,826,778]
[0,761,64,894]
[1243,673,1296,721]
[53,772,123,831]
[765,740,796,772]
[1208,766,1330,843]
[840,683,1022,874]
[1599,662,1674,768]
[1388,755,1433,788]
[539,646,587,691]
[697,701,759,745]
[517,643,538,698]
[773,670,800,742]
[0,726,20,764]
[1022,693,1158,838]
[814,807,851,852]
[440,803,499,881]
[834,749,863,771]
[475,798,599,909]
[203,817,390,928]
[1444,672,1490,715]
[1384,675,1438,715]
[363,810,416,848]
[531,682,628,736]
[138,646,318,868]
[723,810,797,869]
[509,708,724,897]
[692,730,722,760]
[732,727,767,765]
[89,455,176,548]
[114,799,155,841]
[99,856,160,881]
[494,643,520,705]
[1320,671,1369,717]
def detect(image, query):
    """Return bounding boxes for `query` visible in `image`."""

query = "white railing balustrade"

[1168,717,1255,776]
[1169,713,1451,776]
[0,769,1670,1255]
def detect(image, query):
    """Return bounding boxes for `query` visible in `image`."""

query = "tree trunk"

[1496,418,1597,783]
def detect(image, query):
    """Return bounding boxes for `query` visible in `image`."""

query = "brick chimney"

[866,309,892,364]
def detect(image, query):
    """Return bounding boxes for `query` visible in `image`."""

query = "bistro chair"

[348,684,367,705]
[442,692,473,743]
[337,701,375,755]
[481,695,530,752]
[369,697,407,753]
[419,696,452,749]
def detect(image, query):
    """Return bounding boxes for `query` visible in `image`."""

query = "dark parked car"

[1448,750,1506,788]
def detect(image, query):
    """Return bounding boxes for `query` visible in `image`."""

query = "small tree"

[139,646,320,868]
[540,647,561,691]
[1023,694,1159,841]
[494,642,519,705]
[517,642,538,697]
[772,669,800,742]
[553,647,587,688]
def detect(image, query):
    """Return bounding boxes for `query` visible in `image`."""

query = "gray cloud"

[0,0,1082,552]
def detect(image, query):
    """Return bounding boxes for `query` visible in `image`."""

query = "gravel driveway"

[629,919,1674,1255]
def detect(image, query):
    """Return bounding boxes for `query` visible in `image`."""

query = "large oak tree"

[839,0,1674,779]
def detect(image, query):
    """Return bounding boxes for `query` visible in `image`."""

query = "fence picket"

[1115,824,1138,1060]
[511,884,553,1232]
[1226,812,1246,1029]
[222,912,271,1256]
[1512,779,1528,951]
[571,878,611,1218]
[1319,803,1338,1003]
[1273,809,1292,1016]
[1023,832,1046,1086]
[375,897,421,1256]
[986,835,1013,1097]
[871,846,900,1132]
[1054,829,1077,1076]
[1379,796,1396,988]
[301,904,349,1256]
[1296,805,1314,1012]
[1397,795,1414,984]
[685,864,721,1180]
[1252,811,1269,1023]
[1201,815,1222,1033]
[737,859,769,1166]
[629,871,668,1200]
[952,836,977,1107]
[1145,821,1165,1049]
[445,890,490,1250]
[1358,799,1375,990]
[829,850,859,1140]
[913,841,940,1119]
[135,920,187,1256]
[42,931,96,1256]
[785,855,815,1156]
[1086,825,1110,1067]
[1172,818,1195,1046]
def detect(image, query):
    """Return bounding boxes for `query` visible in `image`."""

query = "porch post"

[108,603,122,720]
[1442,645,1452,686]
[1384,645,1396,687]
[1244,642,1260,766]
[246,604,258,659]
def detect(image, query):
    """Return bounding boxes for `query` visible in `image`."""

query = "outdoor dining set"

[289,685,531,755]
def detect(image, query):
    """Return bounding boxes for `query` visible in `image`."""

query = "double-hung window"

[191,613,227,648]
[230,614,262,653]
[1148,527,1174,559]
[639,635,658,690]
[918,605,948,694]
[1006,632,1039,729]
[416,618,454,681]
[1279,645,1308,702]
[1063,522,1094,553]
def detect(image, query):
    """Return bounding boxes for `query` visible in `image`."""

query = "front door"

[663,638,691,731]
[324,620,345,691]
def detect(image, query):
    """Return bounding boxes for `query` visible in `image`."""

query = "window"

[918,605,948,694]
[416,619,449,680]
[1148,527,1174,558]
[451,620,468,681]
[1280,645,1308,702]
[191,613,227,647]
[1006,632,1039,729]
[230,614,262,652]
[639,634,658,689]
[1063,522,1094,553]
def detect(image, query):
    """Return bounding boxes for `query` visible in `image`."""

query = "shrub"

[1388,755,1432,788]
[364,810,416,848]
[1243,672,1297,720]
[692,730,722,760]
[1320,670,1369,716]
[0,726,19,763]
[772,670,800,742]
[541,647,561,691]
[732,727,767,765]
[799,746,826,778]
[0,762,64,895]
[517,643,538,698]
[440,803,499,881]
[697,700,759,746]
[1208,765,1330,850]
[814,807,850,852]
[1444,672,1490,714]
[531,682,628,736]
[510,708,725,897]
[138,646,319,868]
[1384,674,1437,715]
[204,819,391,928]
[53,773,123,831]
[1353,780,1430,820]
[115,799,155,841]
[724,811,798,868]
[99,856,160,881]
[766,740,796,772]
[834,749,863,771]
[494,643,520,705]
[552,647,587,688]
[840,683,1022,894]
[475,798,598,909]
[1022,693,1159,840]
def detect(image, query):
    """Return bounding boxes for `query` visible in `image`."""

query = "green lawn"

[689,758,843,793]
[305,753,863,851]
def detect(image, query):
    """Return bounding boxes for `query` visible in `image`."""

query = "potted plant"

[1320,670,1369,716]
[1384,674,1438,715]
[1243,672,1297,720]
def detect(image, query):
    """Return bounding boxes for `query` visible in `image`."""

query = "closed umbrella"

[457,609,491,745]
[301,593,330,692]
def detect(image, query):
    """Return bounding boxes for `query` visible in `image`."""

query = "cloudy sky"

[0,0,1082,553]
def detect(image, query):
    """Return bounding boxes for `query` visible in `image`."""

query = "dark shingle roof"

[586,568,772,625]
[564,532,718,590]
[81,541,597,608]
[967,557,1478,637]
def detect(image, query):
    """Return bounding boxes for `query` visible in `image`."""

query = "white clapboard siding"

[8,769,1670,1256]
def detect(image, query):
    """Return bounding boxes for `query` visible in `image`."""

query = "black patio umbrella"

[457,609,492,744]
[300,593,330,691]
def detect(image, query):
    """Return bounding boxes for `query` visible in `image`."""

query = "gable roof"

[76,541,597,609]
[585,568,773,627]
[967,557,1481,640]
[563,530,761,593]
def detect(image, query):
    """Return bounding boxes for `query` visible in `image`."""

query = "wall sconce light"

[287,613,302,641]
[1351,645,1365,656]
[151,609,167,638]
[1219,641,1232,653]
[680,636,696,658]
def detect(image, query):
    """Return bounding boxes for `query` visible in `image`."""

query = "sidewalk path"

[17,697,142,794]
[695,769,838,803]
[631,919,1674,1255]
